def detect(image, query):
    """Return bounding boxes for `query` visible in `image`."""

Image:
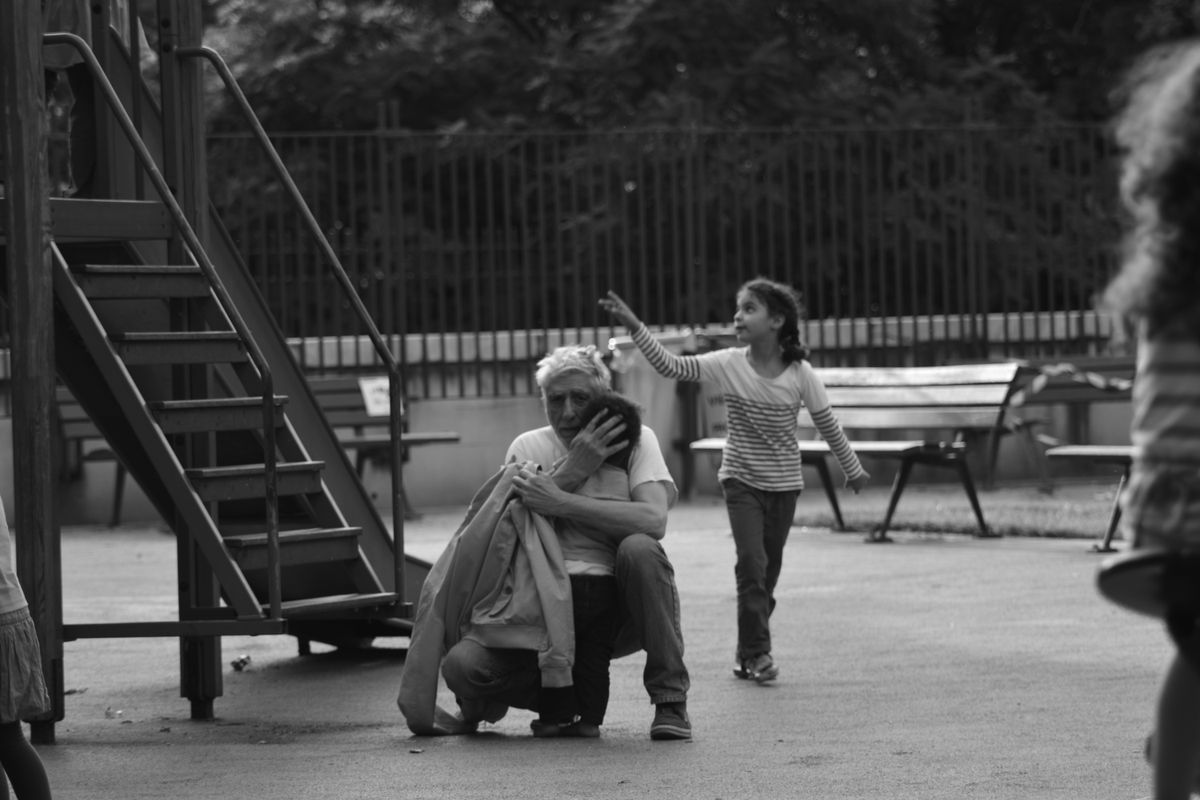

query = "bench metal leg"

[1092,467,1128,554]
[109,463,126,528]
[983,428,1001,491]
[808,456,846,531]
[354,450,423,520]
[952,458,993,537]
[399,480,422,521]
[869,460,914,543]
[1018,424,1054,494]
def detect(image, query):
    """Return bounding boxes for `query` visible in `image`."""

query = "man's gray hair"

[534,344,613,390]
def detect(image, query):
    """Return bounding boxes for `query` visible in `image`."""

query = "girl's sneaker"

[734,654,779,683]
[745,653,779,683]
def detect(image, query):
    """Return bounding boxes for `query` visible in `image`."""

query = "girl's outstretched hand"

[599,291,641,329]
[847,472,870,494]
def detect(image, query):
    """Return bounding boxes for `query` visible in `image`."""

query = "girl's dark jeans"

[721,478,800,661]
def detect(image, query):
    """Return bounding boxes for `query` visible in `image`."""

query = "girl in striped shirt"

[1104,41,1200,800]
[601,278,868,684]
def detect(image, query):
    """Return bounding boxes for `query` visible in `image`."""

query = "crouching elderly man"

[442,344,692,741]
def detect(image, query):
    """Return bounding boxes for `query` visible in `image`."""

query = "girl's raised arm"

[599,291,642,329]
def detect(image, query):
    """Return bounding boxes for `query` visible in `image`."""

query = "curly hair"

[534,344,613,391]
[1104,41,1200,341]
[579,391,642,471]
[739,277,811,363]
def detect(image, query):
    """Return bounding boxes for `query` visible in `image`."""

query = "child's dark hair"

[740,277,811,363]
[580,392,642,471]
[1104,41,1200,342]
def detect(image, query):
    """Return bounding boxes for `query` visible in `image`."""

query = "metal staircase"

[0,14,432,724]
[52,236,401,627]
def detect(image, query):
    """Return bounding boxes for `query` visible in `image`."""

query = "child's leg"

[1154,653,1200,800]
[571,577,619,726]
[761,490,800,618]
[722,479,770,660]
[0,721,52,800]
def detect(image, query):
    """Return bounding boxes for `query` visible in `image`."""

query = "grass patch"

[794,479,1122,539]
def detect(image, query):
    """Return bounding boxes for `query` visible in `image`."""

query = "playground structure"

[0,2,430,741]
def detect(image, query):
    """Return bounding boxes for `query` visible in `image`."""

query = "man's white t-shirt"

[505,426,678,575]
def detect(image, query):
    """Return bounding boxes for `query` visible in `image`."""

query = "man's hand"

[432,704,480,735]
[556,408,628,486]
[512,464,573,517]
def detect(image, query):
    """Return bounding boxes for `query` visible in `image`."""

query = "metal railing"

[206,124,1124,393]
[178,45,408,600]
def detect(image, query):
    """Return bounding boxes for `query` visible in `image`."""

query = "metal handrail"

[42,33,283,620]
[173,45,406,605]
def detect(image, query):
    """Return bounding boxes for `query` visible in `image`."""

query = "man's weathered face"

[543,371,601,444]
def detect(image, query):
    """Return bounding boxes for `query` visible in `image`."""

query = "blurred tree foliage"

[195,0,1200,345]
[199,0,1200,133]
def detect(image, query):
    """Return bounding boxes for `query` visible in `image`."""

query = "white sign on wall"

[358,376,397,418]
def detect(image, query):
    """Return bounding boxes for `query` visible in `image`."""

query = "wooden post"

[157,0,220,721]
[1,0,66,744]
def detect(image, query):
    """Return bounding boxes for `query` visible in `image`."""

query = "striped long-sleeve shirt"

[630,325,866,492]
[1120,332,1200,549]
[1131,333,1200,468]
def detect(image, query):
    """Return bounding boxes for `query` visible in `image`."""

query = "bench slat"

[826,385,1015,408]
[1045,444,1133,464]
[817,363,1022,388]
[832,407,1010,431]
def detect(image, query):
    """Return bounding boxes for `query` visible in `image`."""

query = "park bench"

[1045,444,1132,553]
[690,362,1032,542]
[1006,355,1134,449]
[54,376,460,526]
[1012,356,1135,551]
[305,375,461,519]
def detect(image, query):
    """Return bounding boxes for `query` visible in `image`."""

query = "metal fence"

[207,124,1124,398]
[2,124,1125,407]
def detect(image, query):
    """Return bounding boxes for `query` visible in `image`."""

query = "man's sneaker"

[650,702,692,741]
[745,653,779,684]
[733,660,752,680]
[531,718,601,738]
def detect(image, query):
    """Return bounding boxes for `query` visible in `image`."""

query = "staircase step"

[111,331,247,365]
[275,592,401,618]
[72,264,211,299]
[187,461,324,501]
[35,198,174,241]
[224,527,362,570]
[152,396,288,434]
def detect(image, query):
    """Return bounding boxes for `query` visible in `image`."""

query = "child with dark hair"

[533,392,642,738]
[602,278,868,684]
[1101,40,1200,800]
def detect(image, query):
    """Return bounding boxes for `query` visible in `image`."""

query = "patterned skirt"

[0,606,51,723]
[1121,463,1200,550]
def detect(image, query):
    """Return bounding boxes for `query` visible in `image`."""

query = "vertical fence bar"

[466,139,480,396]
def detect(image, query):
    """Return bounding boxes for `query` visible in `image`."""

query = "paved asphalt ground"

[26,486,1169,800]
